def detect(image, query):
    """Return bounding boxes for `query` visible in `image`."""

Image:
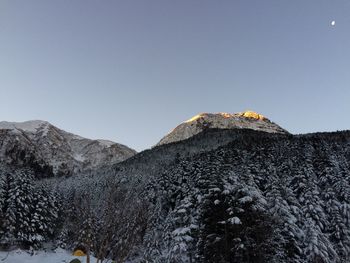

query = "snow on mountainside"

[0,120,136,176]
[157,110,288,146]
[0,120,51,134]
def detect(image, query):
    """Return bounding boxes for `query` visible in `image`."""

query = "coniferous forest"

[1,129,350,262]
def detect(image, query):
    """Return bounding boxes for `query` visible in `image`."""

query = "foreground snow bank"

[0,248,100,263]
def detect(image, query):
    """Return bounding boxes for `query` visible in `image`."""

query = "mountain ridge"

[0,120,136,177]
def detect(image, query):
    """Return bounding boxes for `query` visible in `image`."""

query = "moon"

[331,20,336,26]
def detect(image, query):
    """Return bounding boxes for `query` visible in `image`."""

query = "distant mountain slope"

[157,111,288,146]
[0,120,136,177]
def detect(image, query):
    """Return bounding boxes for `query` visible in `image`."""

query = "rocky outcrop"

[157,111,288,146]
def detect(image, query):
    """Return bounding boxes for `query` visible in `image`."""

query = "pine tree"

[6,169,37,247]
[0,168,59,248]
[304,219,338,263]
[31,187,59,243]
[0,168,15,246]
[167,196,197,263]
[198,173,284,263]
[0,167,7,242]
[266,177,303,262]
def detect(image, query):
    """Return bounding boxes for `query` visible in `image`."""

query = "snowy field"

[0,248,101,263]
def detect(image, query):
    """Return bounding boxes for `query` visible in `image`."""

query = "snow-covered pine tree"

[0,166,7,242]
[74,193,96,260]
[31,187,59,243]
[0,167,15,246]
[266,176,303,263]
[0,167,60,248]
[6,169,37,247]
[167,196,198,263]
[197,169,285,263]
[304,219,338,263]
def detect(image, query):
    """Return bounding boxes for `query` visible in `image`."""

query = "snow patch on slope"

[97,139,116,147]
[73,153,86,162]
[0,120,50,134]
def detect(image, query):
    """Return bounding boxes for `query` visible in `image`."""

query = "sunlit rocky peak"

[184,111,267,124]
[239,110,266,121]
[158,110,287,146]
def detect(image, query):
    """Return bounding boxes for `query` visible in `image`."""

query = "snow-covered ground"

[0,248,103,263]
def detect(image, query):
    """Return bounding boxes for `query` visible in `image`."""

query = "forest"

[1,129,350,262]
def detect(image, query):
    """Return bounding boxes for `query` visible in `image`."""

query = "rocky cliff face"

[157,111,288,146]
[0,120,136,177]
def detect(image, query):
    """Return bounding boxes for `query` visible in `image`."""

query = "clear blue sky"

[1,0,350,151]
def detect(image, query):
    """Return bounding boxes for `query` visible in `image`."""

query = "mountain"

[0,120,136,177]
[2,116,350,263]
[157,110,288,146]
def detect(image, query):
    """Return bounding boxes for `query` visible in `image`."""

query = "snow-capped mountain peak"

[0,120,50,134]
[157,110,288,146]
[0,120,136,176]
